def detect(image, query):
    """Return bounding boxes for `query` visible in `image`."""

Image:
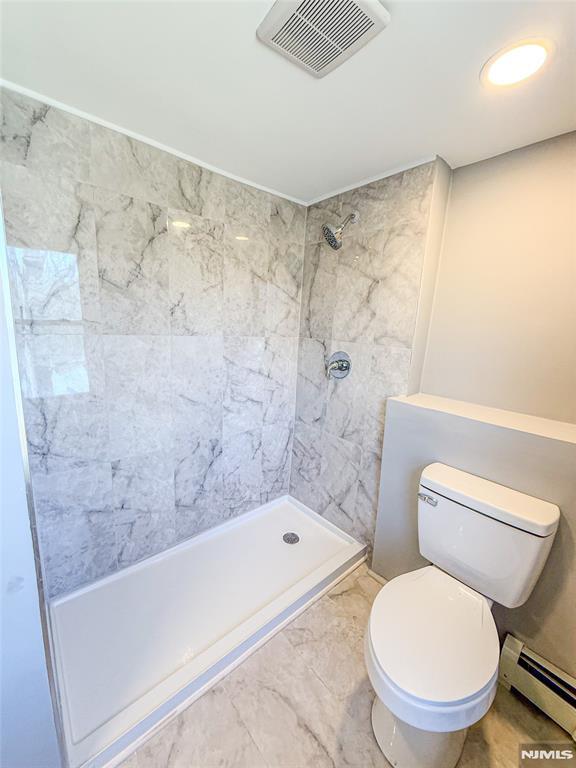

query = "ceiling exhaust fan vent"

[257,0,391,78]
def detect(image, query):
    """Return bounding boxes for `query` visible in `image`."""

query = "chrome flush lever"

[418,493,438,507]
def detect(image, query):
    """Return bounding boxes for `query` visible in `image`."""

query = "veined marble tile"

[305,194,341,244]
[292,426,361,536]
[362,344,411,455]
[353,450,382,547]
[333,225,426,347]
[330,230,391,344]
[283,568,385,768]
[18,329,108,479]
[222,428,263,514]
[270,197,307,244]
[329,676,391,768]
[398,161,435,223]
[174,438,224,540]
[175,501,234,544]
[89,124,178,207]
[223,632,342,768]
[324,339,372,447]
[134,682,267,768]
[168,211,224,336]
[171,335,224,454]
[371,228,426,348]
[299,241,338,339]
[112,451,176,566]
[16,331,104,400]
[336,228,390,281]
[223,336,267,437]
[225,180,271,230]
[262,423,293,502]
[112,451,175,515]
[266,239,304,337]
[115,510,176,568]
[340,171,404,234]
[169,159,227,220]
[284,582,367,701]
[290,422,326,513]
[291,422,323,483]
[118,754,138,768]
[295,337,329,428]
[175,498,232,543]
[31,461,113,516]
[223,334,296,441]
[0,88,91,183]
[23,393,109,475]
[38,509,117,598]
[339,163,434,236]
[7,244,100,332]
[319,432,362,535]
[103,335,172,460]
[93,189,170,334]
[332,262,378,343]
[223,225,269,337]
[262,334,298,428]
[327,563,382,615]
[1,164,100,326]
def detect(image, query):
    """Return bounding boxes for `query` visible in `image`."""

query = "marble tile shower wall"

[0,88,306,597]
[290,163,436,548]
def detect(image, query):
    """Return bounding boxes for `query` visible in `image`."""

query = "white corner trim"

[305,155,442,205]
[0,79,309,207]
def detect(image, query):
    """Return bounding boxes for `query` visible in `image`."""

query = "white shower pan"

[49,495,365,768]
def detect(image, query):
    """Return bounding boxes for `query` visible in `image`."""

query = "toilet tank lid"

[420,463,560,537]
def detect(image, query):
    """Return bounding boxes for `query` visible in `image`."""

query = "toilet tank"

[418,463,560,608]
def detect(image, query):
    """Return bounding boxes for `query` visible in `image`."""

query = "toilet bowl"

[364,463,559,768]
[365,566,500,768]
[365,566,499,768]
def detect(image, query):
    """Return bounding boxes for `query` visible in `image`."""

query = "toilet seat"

[366,566,500,732]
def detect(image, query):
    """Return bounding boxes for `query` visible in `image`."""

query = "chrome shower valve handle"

[326,351,352,379]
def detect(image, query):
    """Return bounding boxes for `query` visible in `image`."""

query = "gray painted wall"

[372,395,576,678]
[422,132,576,423]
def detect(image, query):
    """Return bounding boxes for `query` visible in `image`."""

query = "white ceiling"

[1,0,575,203]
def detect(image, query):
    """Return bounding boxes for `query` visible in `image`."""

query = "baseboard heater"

[500,634,576,740]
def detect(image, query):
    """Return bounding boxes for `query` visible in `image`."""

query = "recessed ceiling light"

[235,235,250,241]
[481,39,551,87]
[172,220,191,229]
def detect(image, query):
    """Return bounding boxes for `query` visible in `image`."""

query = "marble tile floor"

[121,565,568,768]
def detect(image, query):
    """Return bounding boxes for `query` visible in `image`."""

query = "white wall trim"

[305,155,441,205]
[0,79,309,207]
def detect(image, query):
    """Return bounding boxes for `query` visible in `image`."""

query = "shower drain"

[283,532,300,544]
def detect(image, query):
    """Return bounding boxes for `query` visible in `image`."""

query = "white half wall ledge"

[393,394,576,444]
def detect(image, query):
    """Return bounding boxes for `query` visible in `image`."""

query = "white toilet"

[365,463,560,768]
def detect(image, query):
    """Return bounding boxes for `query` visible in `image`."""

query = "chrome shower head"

[322,211,359,250]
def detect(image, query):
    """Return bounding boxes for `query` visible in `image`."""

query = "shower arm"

[337,212,359,233]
